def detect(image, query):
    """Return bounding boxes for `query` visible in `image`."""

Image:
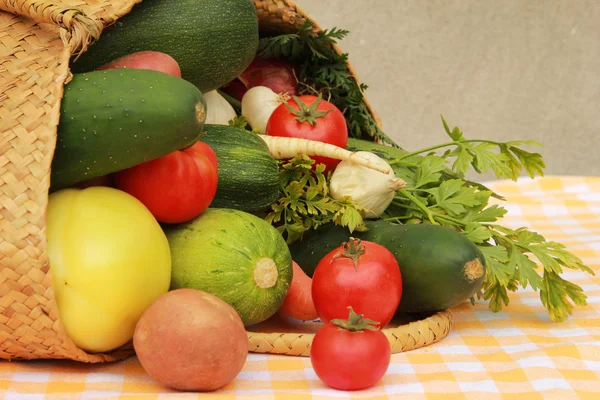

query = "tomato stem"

[285,94,331,126]
[331,306,380,331]
[331,237,365,269]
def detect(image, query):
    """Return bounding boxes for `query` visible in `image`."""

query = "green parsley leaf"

[414,156,446,188]
[541,270,588,323]
[463,222,494,243]
[478,245,512,286]
[266,156,367,244]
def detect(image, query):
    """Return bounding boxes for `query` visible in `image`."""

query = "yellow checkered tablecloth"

[1,175,599,399]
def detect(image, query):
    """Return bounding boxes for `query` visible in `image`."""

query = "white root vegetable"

[257,134,392,175]
[203,90,237,125]
[329,151,405,218]
[241,86,287,134]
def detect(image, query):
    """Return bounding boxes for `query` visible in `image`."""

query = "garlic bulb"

[241,86,286,134]
[329,151,405,218]
[203,90,237,125]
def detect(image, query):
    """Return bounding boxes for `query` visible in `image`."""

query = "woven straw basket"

[0,0,452,363]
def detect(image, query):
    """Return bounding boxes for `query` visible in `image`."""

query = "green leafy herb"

[380,116,593,322]
[227,115,261,134]
[227,115,250,129]
[265,155,368,244]
[257,20,398,147]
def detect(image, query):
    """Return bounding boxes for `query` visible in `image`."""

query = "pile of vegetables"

[44,0,593,393]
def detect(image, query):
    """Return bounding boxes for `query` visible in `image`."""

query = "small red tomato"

[312,238,402,327]
[310,307,391,391]
[266,94,348,172]
[114,141,218,224]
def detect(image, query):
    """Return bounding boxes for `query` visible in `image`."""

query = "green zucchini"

[165,208,293,326]
[289,220,487,313]
[51,69,205,191]
[199,125,279,212]
[70,0,259,93]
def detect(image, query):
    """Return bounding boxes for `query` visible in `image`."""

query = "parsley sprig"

[380,117,594,322]
[255,23,593,322]
[265,155,367,244]
[257,20,398,147]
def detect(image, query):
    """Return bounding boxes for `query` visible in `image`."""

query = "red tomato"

[114,141,218,224]
[277,261,318,321]
[312,238,402,327]
[266,95,348,172]
[310,307,391,391]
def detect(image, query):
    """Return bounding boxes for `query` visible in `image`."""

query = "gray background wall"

[298,0,599,181]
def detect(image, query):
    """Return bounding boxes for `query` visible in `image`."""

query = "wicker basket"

[0,0,451,363]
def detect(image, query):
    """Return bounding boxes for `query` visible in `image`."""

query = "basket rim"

[246,309,454,357]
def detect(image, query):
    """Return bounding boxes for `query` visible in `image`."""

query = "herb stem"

[388,159,420,168]
[383,216,416,222]
[398,189,437,224]
[434,213,468,226]
[390,201,423,213]
[217,89,242,113]
[388,139,507,163]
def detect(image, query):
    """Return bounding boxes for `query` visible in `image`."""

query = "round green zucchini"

[164,208,293,326]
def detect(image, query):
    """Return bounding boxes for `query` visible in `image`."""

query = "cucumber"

[199,125,279,212]
[164,208,293,326]
[70,0,259,93]
[50,69,206,190]
[289,220,486,313]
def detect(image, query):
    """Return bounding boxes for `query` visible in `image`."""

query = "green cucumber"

[70,0,259,93]
[164,208,293,326]
[289,220,486,313]
[199,125,279,212]
[50,69,206,190]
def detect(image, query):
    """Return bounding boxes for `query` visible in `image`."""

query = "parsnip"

[257,134,392,175]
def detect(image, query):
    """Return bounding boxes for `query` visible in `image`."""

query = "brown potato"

[133,288,248,392]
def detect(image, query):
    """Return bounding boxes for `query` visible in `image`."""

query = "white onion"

[203,90,237,125]
[329,151,405,218]
[241,86,286,134]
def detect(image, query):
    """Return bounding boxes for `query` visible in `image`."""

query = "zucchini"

[51,69,205,191]
[289,220,487,313]
[70,0,259,93]
[165,208,293,326]
[199,125,279,212]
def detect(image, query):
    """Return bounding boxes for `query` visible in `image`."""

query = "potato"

[133,288,248,392]
[96,51,182,77]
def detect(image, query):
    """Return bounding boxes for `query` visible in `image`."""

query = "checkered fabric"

[1,176,599,399]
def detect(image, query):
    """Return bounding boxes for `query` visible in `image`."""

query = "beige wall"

[298,0,600,180]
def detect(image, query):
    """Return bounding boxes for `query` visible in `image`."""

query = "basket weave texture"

[248,310,453,357]
[0,0,440,363]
